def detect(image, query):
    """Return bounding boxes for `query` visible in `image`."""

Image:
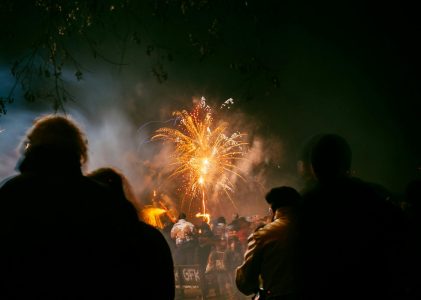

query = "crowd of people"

[0,114,420,300]
[165,212,254,298]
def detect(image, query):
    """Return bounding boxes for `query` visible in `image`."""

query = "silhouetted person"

[88,167,139,218]
[224,238,244,297]
[195,217,214,296]
[228,215,251,251]
[88,167,175,299]
[404,179,421,223]
[213,216,228,242]
[196,217,214,271]
[0,115,175,299]
[299,134,405,300]
[404,179,421,299]
[236,186,301,300]
[296,134,324,193]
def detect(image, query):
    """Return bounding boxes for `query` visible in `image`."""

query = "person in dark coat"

[299,134,405,300]
[403,179,421,299]
[88,167,175,300]
[88,167,139,215]
[0,115,174,299]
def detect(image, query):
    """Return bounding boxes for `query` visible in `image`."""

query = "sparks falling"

[152,97,247,216]
[195,212,211,224]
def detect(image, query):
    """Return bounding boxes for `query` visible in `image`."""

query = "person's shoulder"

[0,172,35,194]
[0,175,22,206]
[74,176,130,219]
[349,178,392,202]
[139,221,166,238]
[253,219,285,241]
[351,177,403,214]
[301,184,323,209]
[139,220,160,232]
[78,175,109,192]
[76,176,121,205]
[138,221,172,248]
[0,174,21,189]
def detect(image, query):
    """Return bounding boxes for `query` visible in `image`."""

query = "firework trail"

[136,118,177,150]
[152,97,247,217]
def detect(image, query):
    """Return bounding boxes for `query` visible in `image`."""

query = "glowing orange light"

[141,206,167,228]
[152,97,247,216]
[196,212,211,224]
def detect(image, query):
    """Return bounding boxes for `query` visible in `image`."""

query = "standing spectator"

[228,215,251,252]
[224,238,244,297]
[196,217,214,271]
[299,134,405,300]
[0,115,175,299]
[196,217,214,296]
[171,212,196,265]
[88,167,175,300]
[87,167,139,219]
[236,186,301,300]
[404,179,421,299]
[213,216,228,243]
[206,239,230,297]
[225,238,244,275]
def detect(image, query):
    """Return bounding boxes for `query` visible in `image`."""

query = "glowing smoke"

[0,68,298,220]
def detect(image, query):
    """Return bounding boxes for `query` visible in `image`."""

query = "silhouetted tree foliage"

[0,0,282,115]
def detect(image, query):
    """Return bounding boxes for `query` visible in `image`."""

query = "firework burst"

[152,97,247,216]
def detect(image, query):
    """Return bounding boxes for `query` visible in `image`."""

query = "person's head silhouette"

[265,186,301,212]
[178,212,187,221]
[310,134,352,182]
[18,115,88,173]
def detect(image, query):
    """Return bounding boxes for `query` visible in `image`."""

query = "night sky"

[0,1,420,215]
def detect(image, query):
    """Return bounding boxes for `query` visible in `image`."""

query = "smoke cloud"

[1,67,297,222]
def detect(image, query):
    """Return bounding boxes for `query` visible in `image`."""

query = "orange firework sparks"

[195,212,211,224]
[141,205,167,228]
[152,97,247,216]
